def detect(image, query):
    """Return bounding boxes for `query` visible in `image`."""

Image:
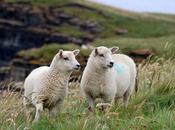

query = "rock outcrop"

[128,49,154,63]
[0,1,103,66]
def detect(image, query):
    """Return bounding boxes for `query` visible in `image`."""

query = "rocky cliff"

[0,1,153,85]
[0,1,104,66]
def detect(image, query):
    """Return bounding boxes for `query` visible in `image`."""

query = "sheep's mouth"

[107,64,113,68]
[73,67,80,70]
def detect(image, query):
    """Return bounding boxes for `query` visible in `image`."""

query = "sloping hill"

[0,1,175,130]
[0,0,175,81]
[8,0,175,60]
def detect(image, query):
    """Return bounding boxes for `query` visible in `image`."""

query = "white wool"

[23,49,80,122]
[24,66,69,107]
[112,54,136,97]
[80,46,136,110]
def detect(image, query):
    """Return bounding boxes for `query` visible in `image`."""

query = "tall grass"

[0,58,175,130]
[93,35,175,58]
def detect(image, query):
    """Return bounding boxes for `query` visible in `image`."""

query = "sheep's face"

[56,49,80,71]
[93,46,119,69]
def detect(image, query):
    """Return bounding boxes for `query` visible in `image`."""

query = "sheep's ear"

[58,49,63,58]
[73,49,80,56]
[94,48,98,56]
[110,46,119,54]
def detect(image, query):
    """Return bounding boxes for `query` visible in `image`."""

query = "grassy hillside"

[6,0,175,39]
[8,0,175,61]
[1,58,175,129]
[93,35,175,58]
[18,35,175,64]
[1,0,175,129]
[18,44,91,64]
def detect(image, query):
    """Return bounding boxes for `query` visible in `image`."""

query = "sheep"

[23,49,80,123]
[80,46,137,111]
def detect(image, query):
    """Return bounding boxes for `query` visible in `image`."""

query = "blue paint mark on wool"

[113,63,125,75]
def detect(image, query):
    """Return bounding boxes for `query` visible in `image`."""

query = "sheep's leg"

[33,103,43,123]
[123,80,135,108]
[123,89,130,108]
[49,100,63,117]
[114,96,120,104]
[86,95,95,111]
[101,96,113,112]
[23,98,32,124]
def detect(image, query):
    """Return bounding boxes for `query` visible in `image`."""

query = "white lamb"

[80,46,136,111]
[23,49,80,122]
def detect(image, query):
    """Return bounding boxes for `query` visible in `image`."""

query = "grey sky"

[92,0,175,14]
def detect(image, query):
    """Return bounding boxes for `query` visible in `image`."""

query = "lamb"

[23,49,80,123]
[80,46,137,111]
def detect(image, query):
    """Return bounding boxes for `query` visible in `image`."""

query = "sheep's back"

[23,66,50,100]
[112,54,136,96]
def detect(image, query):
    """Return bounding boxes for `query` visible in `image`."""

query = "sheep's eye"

[99,54,104,57]
[64,57,69,60]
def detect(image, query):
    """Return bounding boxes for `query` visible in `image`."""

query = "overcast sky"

[92,0,175,14]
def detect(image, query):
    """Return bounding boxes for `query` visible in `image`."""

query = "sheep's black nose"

[76,64,80,68]
[110,62,114,67]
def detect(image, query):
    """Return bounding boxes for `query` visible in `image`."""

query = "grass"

[6,0,76,6]
[2,1,175,129]
[17,44,91,64]
[17,44,79,63]
[17,34,175,63]
[92,35,175,58]
[61,5,175,38]
[114,18,175,38]
[6,0,175,38]
[0,58,175,130]
[6,0,175,61]
[56,24,88,38]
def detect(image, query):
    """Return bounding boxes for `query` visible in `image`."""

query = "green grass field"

[0,58,175,130]
[18,35,175,63]
[2,0,175,129]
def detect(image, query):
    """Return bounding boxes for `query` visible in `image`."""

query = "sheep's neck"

[88,61,108,75]
[49,57,71,86]
[48,66,71,88]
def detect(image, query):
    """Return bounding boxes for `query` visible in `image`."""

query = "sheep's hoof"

[32,119,39,124]
[88,106,93,112]
[96,103,111,112]
[98,105,107,112]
